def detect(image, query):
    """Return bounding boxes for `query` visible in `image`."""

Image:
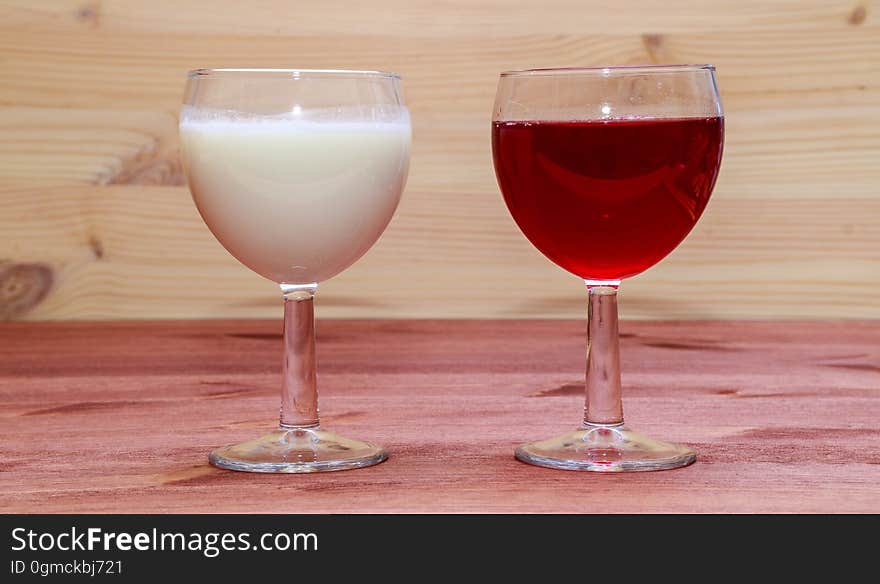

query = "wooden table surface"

[1,319,878,513]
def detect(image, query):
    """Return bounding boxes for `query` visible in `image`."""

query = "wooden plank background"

[0,1,877,320]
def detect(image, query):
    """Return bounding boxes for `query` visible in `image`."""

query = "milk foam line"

[180,107,411,131]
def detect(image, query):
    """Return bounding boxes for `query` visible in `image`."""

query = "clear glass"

[180,69,411,472]
[492,65,724,471]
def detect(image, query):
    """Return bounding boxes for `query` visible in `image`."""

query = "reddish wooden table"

[1,320,877,513]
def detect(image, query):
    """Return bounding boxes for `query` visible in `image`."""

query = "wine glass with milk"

[180,69,410,472]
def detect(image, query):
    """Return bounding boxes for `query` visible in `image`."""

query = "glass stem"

[584,281,624,426]
[279,283,320,429]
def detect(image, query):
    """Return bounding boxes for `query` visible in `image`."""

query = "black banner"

[1,514,872,579]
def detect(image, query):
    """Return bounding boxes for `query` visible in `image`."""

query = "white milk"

[180,108,410,284]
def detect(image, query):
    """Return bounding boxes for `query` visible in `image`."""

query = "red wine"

[492,117,723,280]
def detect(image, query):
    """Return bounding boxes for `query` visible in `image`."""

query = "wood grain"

[0,1,877,320]
[0,1,869,35]
[1,179,877,319]
[0,28,876,112]
[0,319,877,513]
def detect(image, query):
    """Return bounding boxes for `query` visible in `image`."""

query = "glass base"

[515,423,695,472]
[209,427,387,473]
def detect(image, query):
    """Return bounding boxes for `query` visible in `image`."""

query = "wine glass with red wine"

[492,65,724,471]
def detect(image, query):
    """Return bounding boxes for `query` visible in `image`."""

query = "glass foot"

[515,423,695,472]
[209,427,387,473]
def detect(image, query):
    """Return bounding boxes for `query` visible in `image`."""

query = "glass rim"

[187,68,401,80]
[500,64,715,77]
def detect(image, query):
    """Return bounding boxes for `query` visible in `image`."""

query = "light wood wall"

[1,1,877,320]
